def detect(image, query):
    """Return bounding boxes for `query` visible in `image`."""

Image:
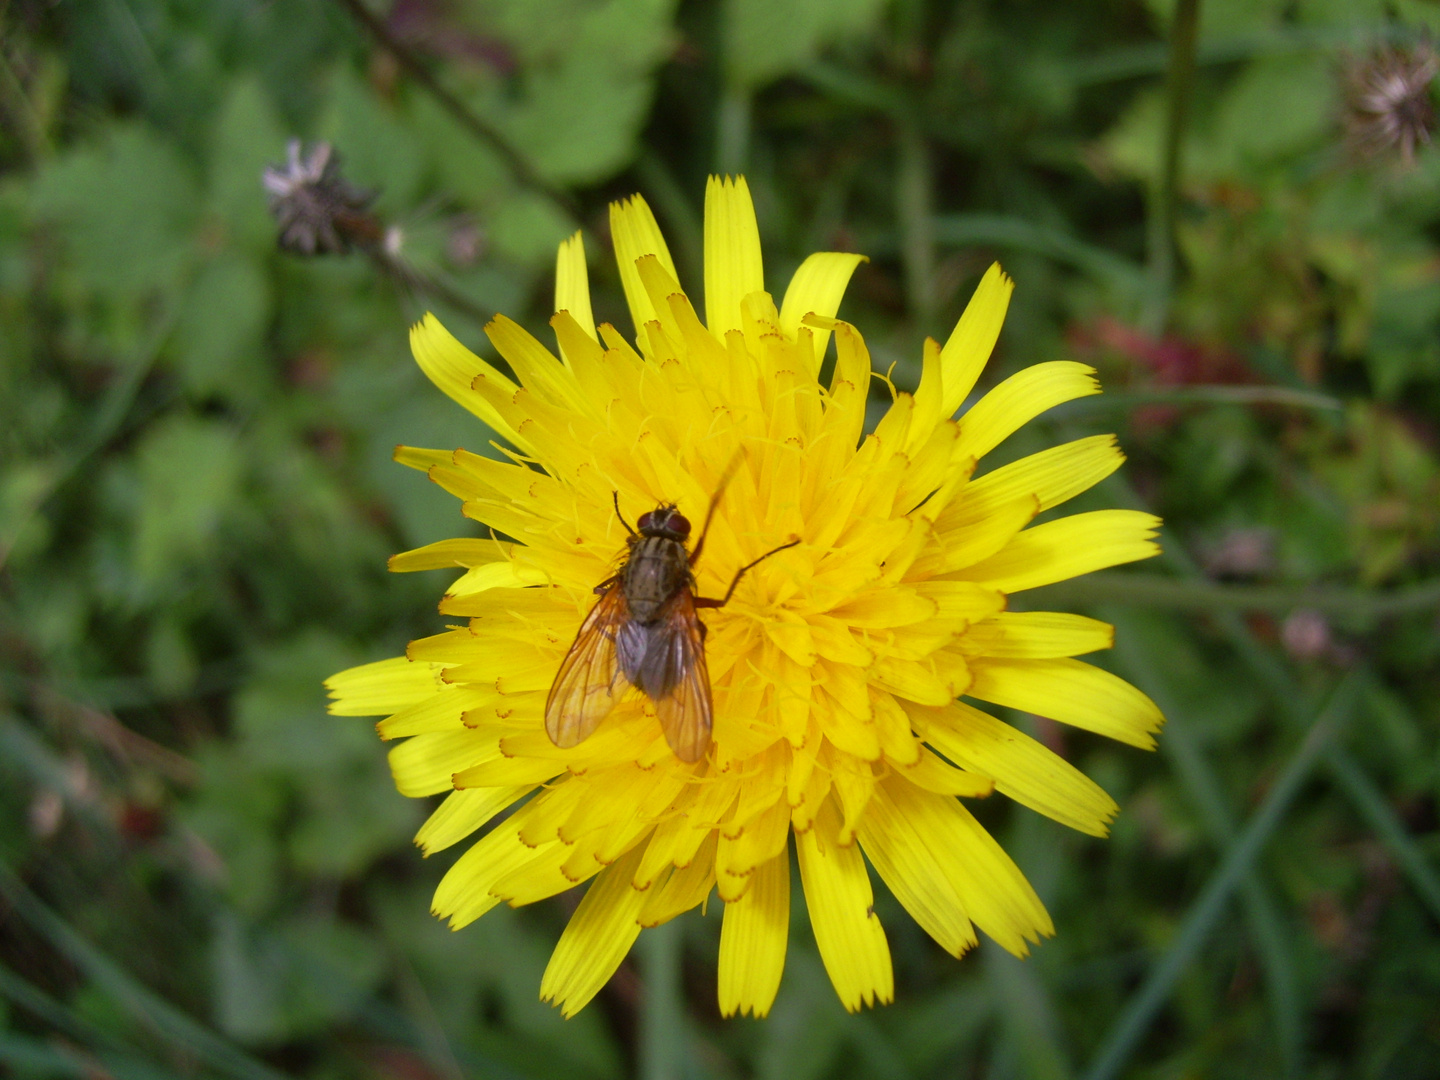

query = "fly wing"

[648,592,714,763]
[545,584,632,749]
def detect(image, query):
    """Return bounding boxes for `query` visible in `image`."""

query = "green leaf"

[723,0,890,89]
[487,190,573,268]
[411,94,509,210]
[211,913,386,1045]
[469,0,679,185]
[1209,55,1335,168]
[208,78,290,252]
[173,254,272,401]
[318,68,426,210]
[232,633,419,878]
[30,124,199,302]
[132,416,243,588]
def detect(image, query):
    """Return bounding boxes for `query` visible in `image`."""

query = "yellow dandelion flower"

[326,176,1164,1018]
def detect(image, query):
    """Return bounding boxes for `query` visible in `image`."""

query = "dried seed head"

[1343,45,1439,165]
[262,140,382,255]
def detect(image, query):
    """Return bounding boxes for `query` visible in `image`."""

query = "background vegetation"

[3,0,1440,1077]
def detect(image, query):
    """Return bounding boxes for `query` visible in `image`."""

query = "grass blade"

[1109,619,1302,1077]
[1325,749,1440,924]
[0,862,291,1080]
[1082,671,1365,1080]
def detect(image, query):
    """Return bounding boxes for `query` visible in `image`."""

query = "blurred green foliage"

[2,1,1439,1078]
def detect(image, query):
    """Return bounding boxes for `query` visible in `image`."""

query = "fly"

[544,473,799,762]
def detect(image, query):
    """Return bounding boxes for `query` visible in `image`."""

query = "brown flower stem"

[332,0,578,221]
[366,249,494,329]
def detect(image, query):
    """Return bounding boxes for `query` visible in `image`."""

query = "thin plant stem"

[1031,571,1440,622]
[715,83,752,175]
[331,0,577,219]
[896,114,936,329]
[1143,0,1201,334]
[1059,385,1342,412]
[639,918,683,1080]
[1082,671,1365,1080]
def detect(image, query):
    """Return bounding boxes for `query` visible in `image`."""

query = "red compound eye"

[666,512,692,537]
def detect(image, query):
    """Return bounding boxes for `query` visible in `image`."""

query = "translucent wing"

[647,592,714,763]
[545,584,632,749]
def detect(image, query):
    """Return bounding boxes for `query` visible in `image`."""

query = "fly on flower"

[546,469,800,763]
[329,175,1167,1019]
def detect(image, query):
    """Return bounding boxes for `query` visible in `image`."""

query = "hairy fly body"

[544,487,799,763]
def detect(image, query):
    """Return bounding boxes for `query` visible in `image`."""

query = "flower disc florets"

[327,176,1164,1017]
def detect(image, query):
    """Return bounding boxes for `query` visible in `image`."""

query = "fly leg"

[688,448,748,566]
[694,536,801,609]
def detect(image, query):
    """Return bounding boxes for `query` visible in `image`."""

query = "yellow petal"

[717,798,790,901]
[875,776,1052,956]
[452,752,573,790]
[946,434,1125,530]
[554,230,597,345]
[325,656,446,716]
[376,684,496,740]
[966,611,1114,659]
[921,493,1039,576]
[856,781,978,958]
[609,194,679,337]
[540,843,649,1017]
[704,175,764,337]
[718,847,790,1018]
[444,560,551,597]
[868,655,961,707]
[893,746,995,798]
[905,338,946,455]
[639,831,719,927]
[955,510,1162,593]
[940,263,1014,417]
[906,700,1118,837]
[500,835,608,904]
[409,314,527,449]
[778,252,867,372]
[388,537,514,573]
[795,797,893,1012]
[388,728,500,797]
[912,580,1008,622]
[966,657,1165,749]
[393,446,452,473]
[484,314,587,414]
[432,800,554,928]
[415,785,536,855]
[954,361,1100,463]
